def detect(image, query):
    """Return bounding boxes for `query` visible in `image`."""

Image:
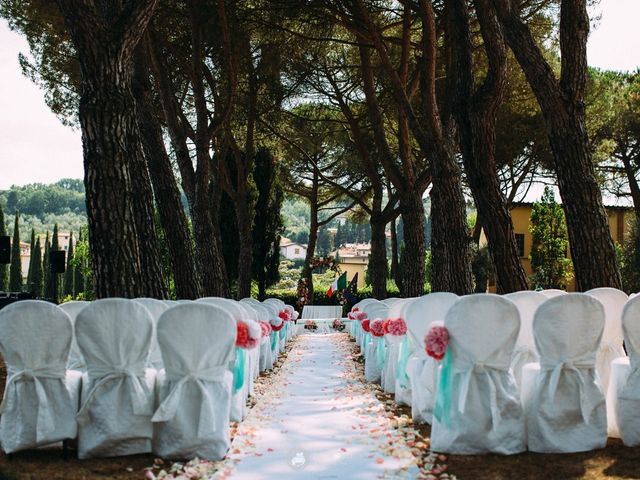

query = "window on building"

[515,233,525,257]
[294,248,300,254]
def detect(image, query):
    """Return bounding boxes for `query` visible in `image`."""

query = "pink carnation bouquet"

[236,320,260,349]
[278,310,291,322]
[355,311,367,321]
[369,318,386,337]
[424,324,449,360]
[385,317,407,336]
[259,320,272,338]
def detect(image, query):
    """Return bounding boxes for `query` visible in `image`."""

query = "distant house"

[279,237,307,260]
[331,243,371,289]
[481,202,633,292]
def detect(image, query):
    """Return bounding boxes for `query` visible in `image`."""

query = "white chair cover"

[246,302,275,371]
[609,296,640,445]
[524,293,607,453]
[0,301,81,454]
[540,289,566,298]
[404,293,458,423]
[381,298,415,394]
[586,287,627,396]
[363,305,389,383]
[75,299,156,459]
[431,295,524,454]
[197,298,258,422]
[152,304,235,460]
[59,300,90,371]
[135,298,169,370]
[382,297,402,306]
[503,291,546,392]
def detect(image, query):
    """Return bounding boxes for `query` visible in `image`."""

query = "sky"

[0,0,639,190]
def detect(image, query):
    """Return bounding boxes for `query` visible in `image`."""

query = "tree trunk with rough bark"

[399,194,427,297]
[448,0,528,293]
[134,45,202,299]
[235,189,254,299]
[55,0,167,298]
[492,0,621,290]
[369,214,388,299]
[390,217,403,293]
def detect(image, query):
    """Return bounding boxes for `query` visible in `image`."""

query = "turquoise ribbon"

[271,331,278,352]
[376,337,386,370]
[433,349,453,427]
[280,325,286,340]
[396,336,411,388]
[233,347,245,394]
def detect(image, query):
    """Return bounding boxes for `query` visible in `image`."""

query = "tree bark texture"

[369,213,388,299]
[448,0,528,293]
[56,0,167,298]
[389,217,403,293]
[492,0,621,290]
[133,45,203,299]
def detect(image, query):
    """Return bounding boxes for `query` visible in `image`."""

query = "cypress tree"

[47,224,60,299]
[0,203,6,290]
[42,231,50,298]
[30,237,43,296]
[27,228,35,288]
[64,231,75,297]
[74,228,85,297]
[9,212,22,291]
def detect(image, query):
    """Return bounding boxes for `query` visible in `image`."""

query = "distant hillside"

[0,179,87,235]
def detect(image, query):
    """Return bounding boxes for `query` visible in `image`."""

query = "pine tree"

[42,231,50,298]
[27,228,35,288]
[9,212,22,291]
[529,187,573,289]
[0,203,7,290]
[30,237,43,296]
[64,231,75,297]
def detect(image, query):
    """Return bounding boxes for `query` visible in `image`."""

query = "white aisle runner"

[214,333,420,479]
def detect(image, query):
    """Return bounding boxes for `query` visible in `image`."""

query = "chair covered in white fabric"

[586,288,627,397]
[59,300,89,371]
[353,299,381,346]
[503,291,546,393]
[607,295,640,445]
[152,303,235,460]
[431,294,525,454]
[523,294,607,453]
[75,299,156,459]
[382,297,402,306]
[244,301,275,371]
[381,298,415,394]
[0,301,82,454]
[540,289,566,298]
[363,305,389,383]
[135,298,169,370]
[197,298,258,422]
[404,293,458,422]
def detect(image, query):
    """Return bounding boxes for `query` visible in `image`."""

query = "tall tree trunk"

[429,146,474,295]
[399,194,427,297]
[134,45,202,299]
[236,191,253,299]
[448,0,528,293]
[301,204,319,305]
[369,214,388,299]
[389,217,403,293]
[55,0,166,298]
[493,0,621,290]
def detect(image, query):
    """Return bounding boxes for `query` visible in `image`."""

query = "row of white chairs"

[0,296,298,459]
[348,288,640,454]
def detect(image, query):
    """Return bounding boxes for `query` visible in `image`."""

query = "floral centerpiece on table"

[304,319,317,330]
[332,318,345,331]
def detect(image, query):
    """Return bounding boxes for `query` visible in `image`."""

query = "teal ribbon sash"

[396,336,411,388]
[233,347,246,394]
[433,349,453,427]
[376,337,386,369]
[271,331,278,352]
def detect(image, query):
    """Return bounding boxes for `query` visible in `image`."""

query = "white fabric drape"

[59,300,89,371]
[0,301,81,454]
[152,303,236,460]
[431,294,525,455]
[75,299,156,459]
[524,294,607,453]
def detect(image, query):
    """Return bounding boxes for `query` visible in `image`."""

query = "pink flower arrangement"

[355,311,367,321]
[236,320,259,349]
[370,318,386,337]
[278,310,291,321]
[260,320,272,337]
[362,319,371,332]
[425,325,449,360]
[385,317,407,336]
